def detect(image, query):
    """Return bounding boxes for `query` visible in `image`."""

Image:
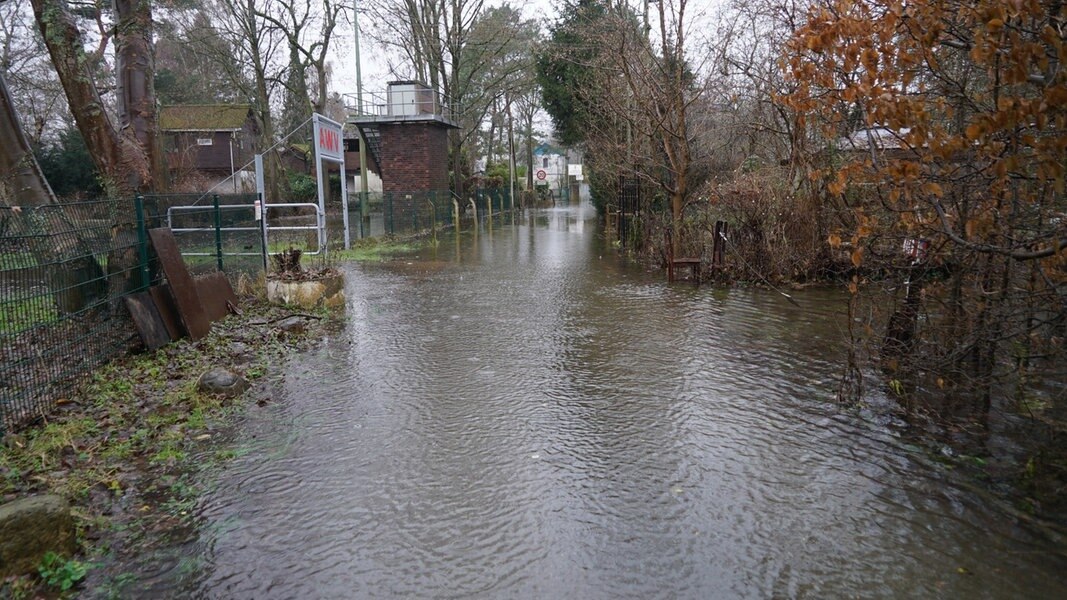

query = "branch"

[932,199,1067,261]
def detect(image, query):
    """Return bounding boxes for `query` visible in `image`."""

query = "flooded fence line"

[1,189,521,433]
[340,188,516,239]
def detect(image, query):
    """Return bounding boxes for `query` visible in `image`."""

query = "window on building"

[543,157,548,168]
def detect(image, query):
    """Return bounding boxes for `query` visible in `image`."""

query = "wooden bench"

[668,257,701,283]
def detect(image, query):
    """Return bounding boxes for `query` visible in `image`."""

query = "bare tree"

[27,0,157,195]
[196,0,288,200]
[514,87,541,192]
[0,0,69,145]
[155,10,241,104]
[553,0,710,242]
[470,3,541,174]
[366,0,540,197]
[254,0,345,134]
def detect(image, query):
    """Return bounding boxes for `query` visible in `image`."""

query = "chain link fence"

[344,190,456,239]
[2,190,519,431]
[0,195,265,433]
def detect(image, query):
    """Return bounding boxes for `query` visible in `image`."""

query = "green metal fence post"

[427,197,437,244]
[213,194,224,271]
[388,193,395,234]
[362,191,369,238]
[259,193,269,273]
[134,195,150,291]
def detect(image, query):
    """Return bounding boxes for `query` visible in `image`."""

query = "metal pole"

[340,158,351,249]
[354,0,370,234]
[259,193,269,273]
[213,194,224,271]
[354,0,365,119]
[312,114,327,252]
[134,195,150,291]
[229,134,238,193]
[255,154,268,271]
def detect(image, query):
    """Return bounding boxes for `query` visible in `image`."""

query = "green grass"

[330,238,422,262]
[0,251,39,270]
[0,297,59,333]
[0,296,337,595]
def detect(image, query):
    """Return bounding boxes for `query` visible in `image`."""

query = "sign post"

[255,154,268,271]
[312,113,350,249]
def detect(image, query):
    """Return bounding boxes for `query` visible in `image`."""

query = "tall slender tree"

[366,0,540,198]
[28,0,158,195]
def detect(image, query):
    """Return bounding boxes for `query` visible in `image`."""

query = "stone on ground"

[196,367,249,397]
[0,495,76,577]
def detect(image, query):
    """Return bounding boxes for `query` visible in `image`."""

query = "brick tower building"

[347,81,458,195]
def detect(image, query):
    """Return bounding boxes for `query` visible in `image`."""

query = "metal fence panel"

[1,200,139,432]
[0,195,263,433]
[342,191,454,238]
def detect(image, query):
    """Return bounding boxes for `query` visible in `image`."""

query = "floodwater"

[132,204,1067,598]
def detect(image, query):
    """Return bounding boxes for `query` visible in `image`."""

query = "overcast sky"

[329,0,559,98]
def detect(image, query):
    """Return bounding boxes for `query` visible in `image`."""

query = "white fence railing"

[167,202,324,256]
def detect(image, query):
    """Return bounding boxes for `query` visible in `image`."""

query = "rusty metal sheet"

[124,292,171,350]
[195,272,239,323]
[148,228,210,340]
[150,284,184,341]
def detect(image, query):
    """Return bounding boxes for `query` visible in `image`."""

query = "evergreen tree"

[34,127,102,199]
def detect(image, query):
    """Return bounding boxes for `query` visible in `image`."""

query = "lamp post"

[508,105,515,212]
[354,0,369,232]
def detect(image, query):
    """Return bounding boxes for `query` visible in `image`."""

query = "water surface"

[143,204,1067,598]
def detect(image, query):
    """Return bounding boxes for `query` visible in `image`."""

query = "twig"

[718,230,802,307]
[248,313,324,326]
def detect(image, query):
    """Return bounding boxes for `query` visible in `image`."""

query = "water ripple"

[129,208,1067,599]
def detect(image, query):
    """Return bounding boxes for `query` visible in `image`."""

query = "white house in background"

[533,143,571,198]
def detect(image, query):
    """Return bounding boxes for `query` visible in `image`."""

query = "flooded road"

[156,205,1065,597]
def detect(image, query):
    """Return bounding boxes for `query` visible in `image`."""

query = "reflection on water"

[132,204,1067,598]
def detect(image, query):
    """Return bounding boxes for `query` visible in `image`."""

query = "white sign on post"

[314,115,344,161]
[311,114,350,249]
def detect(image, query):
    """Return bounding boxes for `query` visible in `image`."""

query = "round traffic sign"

[536,169,547,180]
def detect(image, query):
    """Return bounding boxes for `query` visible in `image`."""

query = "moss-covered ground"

[0,295,342,598]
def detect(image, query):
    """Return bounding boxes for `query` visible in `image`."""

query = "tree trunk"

[486,98,497,168]
[507,102,515,208]
[451,129,464,201]
[281,42,311,134]
[30,0,152,196]
[31,0,157,300]
[0,72,55,210]
[0,71,107,312]
[525,111,534,191]
[114,0,161,192]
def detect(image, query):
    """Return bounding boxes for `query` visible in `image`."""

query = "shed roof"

[533,143,566,156]
[160,104,252,131]
[837,127,910,151]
